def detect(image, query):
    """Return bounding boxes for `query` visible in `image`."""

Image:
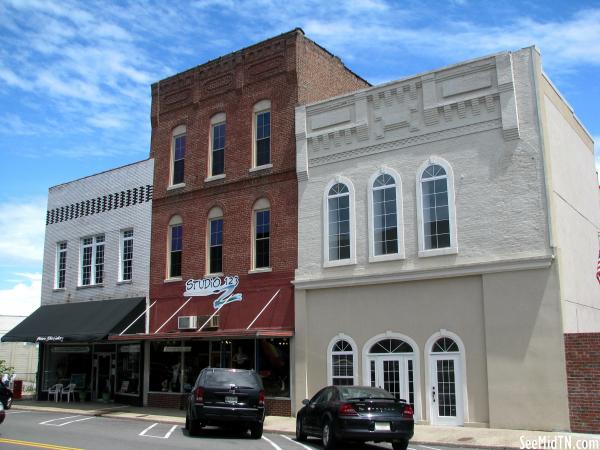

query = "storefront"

[2,297,146,406]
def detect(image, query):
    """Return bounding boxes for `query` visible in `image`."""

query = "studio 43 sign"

[184,275,243,309]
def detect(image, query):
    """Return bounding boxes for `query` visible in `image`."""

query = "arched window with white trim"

[167,215,183,279]
[207,207,223,274]
[209,113,226,177]
[324,177,355,267]
[327,334,358,386]
[416,157,458,257]
[368,168,404,261]
[170,125,186,186]
[252,198,270,270]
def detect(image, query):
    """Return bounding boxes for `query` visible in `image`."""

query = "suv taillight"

[195,387,204,403]
[338,403,359,416]
[258,390,265,406]
[402,404,414,418]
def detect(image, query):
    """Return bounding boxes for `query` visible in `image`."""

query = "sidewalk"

[12,400,599,449]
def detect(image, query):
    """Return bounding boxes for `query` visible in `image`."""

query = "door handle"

[432,387,436,403]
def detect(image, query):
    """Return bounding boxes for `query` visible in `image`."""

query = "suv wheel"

[392,439,409,450]
[296,416,307,441]
[186,414,201,436]
[250,422,263,439]
[322,419,337,450]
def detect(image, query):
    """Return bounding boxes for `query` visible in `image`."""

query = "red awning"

[109,327,293,341]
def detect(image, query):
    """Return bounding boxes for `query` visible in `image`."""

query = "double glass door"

[369,356,414,407]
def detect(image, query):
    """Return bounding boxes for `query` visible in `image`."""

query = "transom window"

[168,217,183,279]
[432,337,459,353]
[255,110,271,167]
[369,338,413,354]
[328,183,350,261]
[331,339,355,386]
[172,132,186,185]
[209,218,223,274]
[120,229,133,281]
[421,164,450,250]
[80,234,104,286]
[211,122,225,176]
[373,174,398,256]
[55,242,67,289]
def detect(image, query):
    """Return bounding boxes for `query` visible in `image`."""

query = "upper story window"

[120,229,133,282]
[253,100,271,168]
[324,177,355,266]
[171,125,186,186]
[80,234,104,286]
[369,169,404,261]
[210,114,226,177]
[417,157,458,257]
[55,242,67,289]
[252,198,270,270]
[168,216,183,279]
[207,207,224,274]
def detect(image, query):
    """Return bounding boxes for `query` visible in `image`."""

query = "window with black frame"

[254,209,270,269]
[116,344,141,395]
[257,338,289,397]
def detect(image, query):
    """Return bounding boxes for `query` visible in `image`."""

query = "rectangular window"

[255,111,270,166]
[80,235,104,286]
[121,229,134,281]
[55,242,67,289]
[422,178,450,249]
[211,123,225,176]
[328,195,350,260]
[172,134,186,185]
[209,218,223,274]
[170,224,182,278]
[373,187,398,255]
[255,210,270,268]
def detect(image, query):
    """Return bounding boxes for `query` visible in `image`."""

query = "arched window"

[369,169,404,261]
[167,215,182,279]
[207,207,223,274]
[209,113,226,177]
[327,335,357,386]
[432,337,459,353]
[417,157,457,257]
[369,338,413,354]
[170,125,186,186]
[324,178,355,266]
[253,100,271,168]
[252,198,270,270]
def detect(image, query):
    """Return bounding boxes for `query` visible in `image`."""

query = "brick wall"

[565,333,600,433]
[265,398,291,417]
[147,392,186,409]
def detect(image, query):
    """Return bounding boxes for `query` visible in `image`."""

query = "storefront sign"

[184,275,243,309]
[50,346,90,353]
[163,346,191,352]
[36,336,64,342]
[120,344,141,353]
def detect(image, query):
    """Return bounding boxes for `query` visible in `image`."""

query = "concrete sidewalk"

[12,400,599,449]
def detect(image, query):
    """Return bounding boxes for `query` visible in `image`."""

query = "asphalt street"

[0,409,494,450]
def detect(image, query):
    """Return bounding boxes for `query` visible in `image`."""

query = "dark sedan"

[185,368,265,439]
[296,385,414,450]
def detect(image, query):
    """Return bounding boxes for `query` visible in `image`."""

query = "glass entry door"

[429,354,462,426]
[369,356,413,405]
[94,353,114,401]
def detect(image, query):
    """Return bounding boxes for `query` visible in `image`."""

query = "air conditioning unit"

[198,314,219,330]
[178,315,197,330]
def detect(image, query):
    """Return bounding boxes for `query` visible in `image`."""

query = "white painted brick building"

[41,159,154,306]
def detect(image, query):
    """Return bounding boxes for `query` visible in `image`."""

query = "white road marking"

[39,415,81,425]
[138,423,178,439]
[420,445,442,450]
[54,417,94,427]
[281,434,318,450]
[262,435,284,450]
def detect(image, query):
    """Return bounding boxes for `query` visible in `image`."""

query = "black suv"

[185,368,266,439]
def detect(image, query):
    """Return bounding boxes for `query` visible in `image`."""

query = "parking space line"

[138,422,178,438]
[419,445,442,450]
[263,435,284,450]
[280,434,318,450]
[39,415,82,425]
[54,417,94,427]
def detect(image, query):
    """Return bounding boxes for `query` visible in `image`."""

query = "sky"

[0,0,599,316]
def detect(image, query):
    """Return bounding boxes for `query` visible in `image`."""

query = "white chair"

[48,384,62,402]
[60,383,76,403]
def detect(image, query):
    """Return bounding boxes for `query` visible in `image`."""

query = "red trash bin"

[12,380,22,400]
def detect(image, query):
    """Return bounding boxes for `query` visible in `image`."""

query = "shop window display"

[257,338,290,397]
[149,341,183,392]
[183,340,209,391]
[43,346,92,392]
[116,344,141,395]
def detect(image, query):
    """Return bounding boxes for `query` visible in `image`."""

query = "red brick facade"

[146,29,368,413]
[564,333,600,433]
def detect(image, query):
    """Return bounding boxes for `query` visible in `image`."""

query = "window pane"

[209,219,223,273]
[170,251,182,278]
[256,138,270,166]
[255,210,270,268]
[173,160,184,185]
[373,185,398,256]
[173,135,185,184]
[422,167,451,250]
[212,124,225,175]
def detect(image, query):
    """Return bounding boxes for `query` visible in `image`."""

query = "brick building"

[113,29,368,414]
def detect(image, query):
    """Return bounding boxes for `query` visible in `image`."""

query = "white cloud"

[0,199,46,265]
[0,273,41,317]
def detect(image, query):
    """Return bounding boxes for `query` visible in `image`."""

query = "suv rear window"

[203,370,260,388]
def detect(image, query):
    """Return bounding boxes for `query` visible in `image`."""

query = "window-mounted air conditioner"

[198,314,219,329]
[178,315,198,330]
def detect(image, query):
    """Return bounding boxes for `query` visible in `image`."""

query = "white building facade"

[293,47,599,431]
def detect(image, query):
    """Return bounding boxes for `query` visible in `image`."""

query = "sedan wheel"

[296,417,307,441]
[392,439,409,450]
[322,420,337,450]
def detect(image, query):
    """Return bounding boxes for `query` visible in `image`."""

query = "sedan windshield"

[339,386,395,400]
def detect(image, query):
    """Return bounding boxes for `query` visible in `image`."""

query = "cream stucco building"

[293,47,599,431]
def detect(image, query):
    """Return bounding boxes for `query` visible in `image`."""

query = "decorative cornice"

[293,254,554,290]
